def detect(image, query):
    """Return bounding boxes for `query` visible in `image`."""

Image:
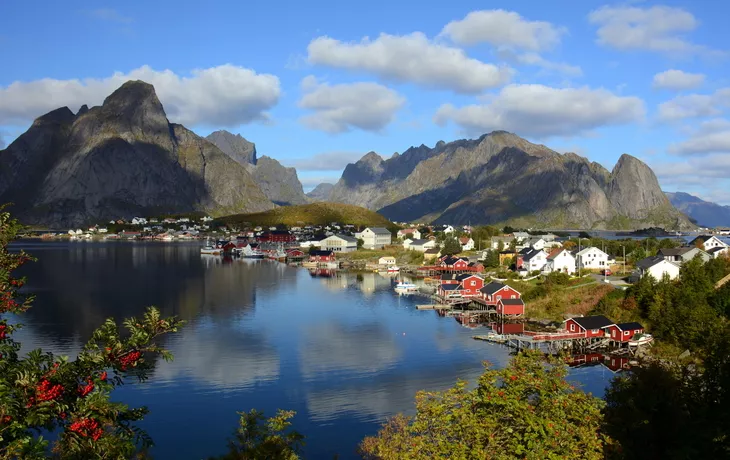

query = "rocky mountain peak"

[361,151,384,165]
[206,130,257,166]
[76,105,89,116]
[307,183,334,201]
[103,80,161,112]
[609,153,669,219]
[33,107,75,126]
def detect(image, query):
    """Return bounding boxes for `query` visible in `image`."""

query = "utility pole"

[622,245,626,275]
[578,237,582,277]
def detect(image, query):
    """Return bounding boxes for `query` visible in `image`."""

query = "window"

[471,281,476,286]
[624,331,630,336]
[496,295,502,300]
[592,329,599,334]
[570,323,576,332]
[511,295,516,299]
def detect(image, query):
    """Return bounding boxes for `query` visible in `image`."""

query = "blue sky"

[1,0,730,203]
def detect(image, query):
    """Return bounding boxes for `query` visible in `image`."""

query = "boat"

[394,280,418,294]
[387,265,400,273]
[200,245,222,255]
[628,333,654,346]
[239,244,265,259]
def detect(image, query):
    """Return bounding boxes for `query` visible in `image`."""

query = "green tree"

[482,250,499,268]
[0,209,184,458]
[403,232,414,241]
[360,352,609,459]
[508,239,517,252]
[214,409,304,460]
[497,240,505,252]
[441,236,461,255]
[357,238,364,249]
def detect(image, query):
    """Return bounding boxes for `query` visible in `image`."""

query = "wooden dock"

[416,304,452,310]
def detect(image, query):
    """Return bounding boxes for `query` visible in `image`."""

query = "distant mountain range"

[666,192,730,228]
[0,79,695,230]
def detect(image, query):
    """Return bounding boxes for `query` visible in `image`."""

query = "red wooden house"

[496,298,525,316]
[605,322,644,342]
[605,356,631,372]
[489,322,524,335]
[437,283,462,298]
[440,274,460,285]
[440,256,470,271]
[479,282,521,306]
[259,230,296,243]
[562,315,614,338]
[309,250,335,262]
[565,353,605,368]
[285,249,305,260]
[456,274,484,297]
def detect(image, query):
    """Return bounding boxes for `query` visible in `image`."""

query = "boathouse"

[455,274,484,297]
[496,298,525,316]
[285,249,306,261]
[563,315,614,338]
[309,250,335,263]
[437,283,462,298]
[440,274,460,285]
[479,282,521,306]
[605,322,644,342]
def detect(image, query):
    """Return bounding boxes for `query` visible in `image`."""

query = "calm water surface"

[10,241,614,459]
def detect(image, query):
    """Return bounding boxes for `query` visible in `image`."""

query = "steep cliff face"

[0,80,274,227]
[328,131,693,230]
[205,130,257,167]
[205,130,309,206]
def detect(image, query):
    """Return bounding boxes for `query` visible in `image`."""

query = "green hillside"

[217,203,393,228]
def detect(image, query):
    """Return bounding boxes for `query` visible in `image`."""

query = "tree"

[482,250,499,268]
[441,237,461,255]
[694,237,705,249]
[357,238,364,249]
[214,409,304,460]
[0,209,184,458]
[508,239,517,252]
[497,240,505,252]
[360,352,609,459]
[503,226,515,234]
[308,245,317,255]
[404,232,414,241]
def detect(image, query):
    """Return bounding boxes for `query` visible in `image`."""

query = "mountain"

[328,131,692,230]
[205,130,308,206]
[307,183,334,201]
[0,81,274,227]
[666,192,730,228]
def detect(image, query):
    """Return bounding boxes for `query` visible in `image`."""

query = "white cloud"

[88,8,133,24]
[657,88,730,121]
[652,69,705,90]
[498,50,582,77]
[669,119,730,155]
[290,151,366,171]
[655,154,730,198]
[307,33,511,94]
[0,64,281,127]
[440,9,565,51]
[298,76,405,133]
[433,84,645,138]
[588,5,718,55]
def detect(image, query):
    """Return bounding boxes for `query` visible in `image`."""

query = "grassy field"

[217,203,393,228]
[341,246,426,265]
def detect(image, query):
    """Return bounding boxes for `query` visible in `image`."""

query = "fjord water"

[12,241,614,459]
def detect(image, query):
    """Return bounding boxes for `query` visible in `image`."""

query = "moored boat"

[387,265,400,273]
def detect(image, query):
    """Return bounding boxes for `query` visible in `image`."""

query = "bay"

[10,241,615,459]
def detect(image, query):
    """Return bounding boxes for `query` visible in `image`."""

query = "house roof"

[456,273,481,281]
[568,315,614,330]
[576,246,606,256]
[636,256,668,270]
[523,249,545,261]
[409,239,430,245]
[480,281,507,295]
[332,234,358,243]
[424,248,440,254]
[441,274,458,281]
[367,227,392,235]
[658,247,692,257]
[440,284,461,291]
[310,250,334,256]
[707,247,727,254]
[499,298,525,306]
[398,228,418,234]
[459,237,472,244]
[547,248,567,260]
[687,235,713,246]
[615,322,644,331]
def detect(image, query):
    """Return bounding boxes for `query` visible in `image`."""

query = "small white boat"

[387,265,400,273]
[628,333,654,346]
[394,281,418,293]
[200,246,222,255]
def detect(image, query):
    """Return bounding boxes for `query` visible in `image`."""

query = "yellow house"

[378,256,397,266]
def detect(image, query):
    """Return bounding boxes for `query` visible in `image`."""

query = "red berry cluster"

[118,351,141,370]
[0,324,6,339]
[0,291,19,313]
[99,371,107,381]
[78,379,94,397]
[35,379,64,402]
[1,415,11,424]
[69,418,103,441]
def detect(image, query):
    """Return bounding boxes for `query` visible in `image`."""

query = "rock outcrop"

[307,183,334,201]
[205,130,308,206]
[0,80,274,227]
[328,131,693,230]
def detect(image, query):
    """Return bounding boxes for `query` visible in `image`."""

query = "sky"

[1,0,730,203]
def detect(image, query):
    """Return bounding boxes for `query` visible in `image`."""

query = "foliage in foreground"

[213,409,304,460]
[360,352,609,460]
[0,209,185,458]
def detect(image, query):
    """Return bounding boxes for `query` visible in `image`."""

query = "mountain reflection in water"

[10,241,615,459]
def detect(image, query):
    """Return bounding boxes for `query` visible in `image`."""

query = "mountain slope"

[205,130,308,206]
[666,192,730,228]
[307,183,334,201]
[218,202,392,227]
[0,81,274,227]
[328,131,692,230]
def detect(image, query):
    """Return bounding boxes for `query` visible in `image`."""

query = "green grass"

[217,203,393,228]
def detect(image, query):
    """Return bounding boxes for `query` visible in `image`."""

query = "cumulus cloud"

[298,76,405,133]
[433,84,645,138]
[655,154,730,193]
[290,151,366,171]
[440,9,565,51]
[588,5,719,55]
[0,64,281,127]
[652,69,705,90]
[669,119,730,155]
[307,33,511,94]
[657,88,730,121]
[498,50,582,77]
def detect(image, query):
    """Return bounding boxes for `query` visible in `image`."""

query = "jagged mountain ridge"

[205,130,309,206]
[666,192,730,228]
[0,81,274,227]
[328,131,692,230]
